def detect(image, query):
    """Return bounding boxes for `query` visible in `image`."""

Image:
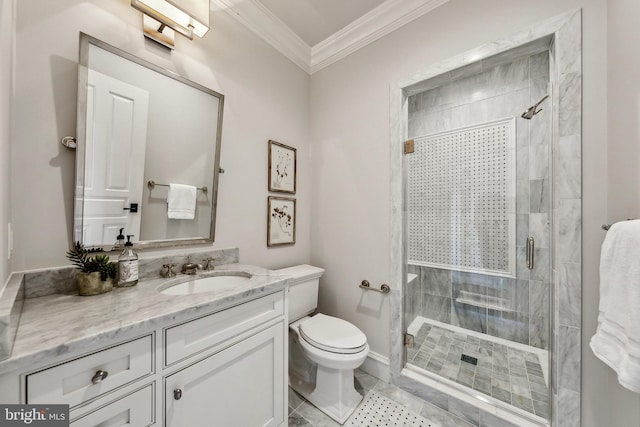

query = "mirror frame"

[74,33,224,251]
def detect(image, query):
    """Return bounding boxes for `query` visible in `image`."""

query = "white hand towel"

[167,183,197,220]
[590,220,640,393]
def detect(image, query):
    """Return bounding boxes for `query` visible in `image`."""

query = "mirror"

[74,34,224,251]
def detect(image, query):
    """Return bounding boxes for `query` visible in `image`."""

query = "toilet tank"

[274,265,325,322]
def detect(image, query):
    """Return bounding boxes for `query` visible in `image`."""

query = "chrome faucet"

[161,263,177,278]
[182,256,200,275]
[202,257,216,271]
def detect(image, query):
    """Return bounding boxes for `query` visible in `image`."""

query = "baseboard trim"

[360,351,390,383]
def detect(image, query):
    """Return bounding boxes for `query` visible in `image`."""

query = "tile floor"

[288,369,480,427]
[406,322,549,418]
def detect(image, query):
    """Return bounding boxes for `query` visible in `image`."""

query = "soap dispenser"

[117,235,139,287]
[112,228,125,251]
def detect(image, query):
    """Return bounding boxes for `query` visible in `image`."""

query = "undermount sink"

[160,272,252,295]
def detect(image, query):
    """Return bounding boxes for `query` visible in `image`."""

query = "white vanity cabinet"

[163,290,287,427]
[165,322,285,427]
[0,288,288,427]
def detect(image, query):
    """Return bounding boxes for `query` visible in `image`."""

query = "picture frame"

[268,140,296,194]
[267,196,296,246]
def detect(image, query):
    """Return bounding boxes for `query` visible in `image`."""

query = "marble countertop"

[0,264,289,375]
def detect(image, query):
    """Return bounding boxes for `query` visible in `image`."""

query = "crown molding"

[212,0,311,73]
[213,0,450,75]
[310,0,450,74]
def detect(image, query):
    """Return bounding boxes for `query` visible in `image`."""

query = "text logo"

[0,405,68,426]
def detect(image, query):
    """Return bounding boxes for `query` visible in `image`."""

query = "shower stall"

[389,10,582,427]
[404,48,552,422]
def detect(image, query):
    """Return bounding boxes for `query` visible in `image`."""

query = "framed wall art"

[268,140,296,194]
[267,196,296,246]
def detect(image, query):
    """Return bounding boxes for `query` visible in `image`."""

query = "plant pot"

[77,271,114,296]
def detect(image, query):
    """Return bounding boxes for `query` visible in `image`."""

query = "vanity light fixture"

[131,0,210,49]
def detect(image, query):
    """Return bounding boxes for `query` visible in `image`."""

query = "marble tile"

[373,381,425,413]
[421,295,451,324]
[294,402,340,427]
[529,51,550,80]
[399,377,449,410]
[516,119,530,149]
[449,60,483,82]
[354,369,380,396]
[557,135,581,199]
[558,325,581,392]
[451,301,487,333]
[516,214,529,244]
[530,213,550,248]
[558,72,582,137]
[557,12,582,75]
[516,246,530,280]
[530,179,550,214]
[529,281,550,317]
[557,387,580,427]
[22,248,240,299]
[289,387,305,412]
[558,263,581,328]
[24,267,76,298]
[487,310,529,344]
[0,275,24,360]
[515,279,529,313]
[486,57,530,96]
[529,143,549,181]
[558,199,581,263]
[516,146,530,213]
[421,267,452,297]
[479,411,519,427]
[288,411,312,426]
[420,401,475,427]
[448,396,480,426]
[529,106,550,150]
[530,248,550,282]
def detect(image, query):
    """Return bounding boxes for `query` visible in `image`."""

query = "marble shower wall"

[406,52,551,350]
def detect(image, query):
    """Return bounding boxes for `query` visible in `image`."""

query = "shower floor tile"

[407,320,549,419]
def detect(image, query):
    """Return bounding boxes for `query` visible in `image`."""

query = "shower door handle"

[526,237,535,270]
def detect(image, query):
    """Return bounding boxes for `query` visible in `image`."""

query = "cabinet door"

[165,322,285,427]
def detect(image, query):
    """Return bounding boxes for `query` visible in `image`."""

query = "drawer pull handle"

[91,370,109,384]
[174,388,183,400]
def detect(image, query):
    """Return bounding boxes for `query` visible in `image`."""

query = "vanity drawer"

[27,335,153,408]
[71,383,154,426]
[165,290,284,365]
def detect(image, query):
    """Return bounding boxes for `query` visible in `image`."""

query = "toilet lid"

[299,313,367,354]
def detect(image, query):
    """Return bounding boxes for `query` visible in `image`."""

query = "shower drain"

[346,391,434,427]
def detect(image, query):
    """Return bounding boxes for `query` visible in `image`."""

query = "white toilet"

[275,265,369,424]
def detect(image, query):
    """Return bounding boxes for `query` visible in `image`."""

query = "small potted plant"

[66,242,117,296]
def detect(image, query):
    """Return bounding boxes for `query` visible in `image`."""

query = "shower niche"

[390,10,582,427]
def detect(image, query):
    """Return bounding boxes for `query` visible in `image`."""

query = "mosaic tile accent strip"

[408,119,516,277]
[346,391,434,427]
[407,322,549,419]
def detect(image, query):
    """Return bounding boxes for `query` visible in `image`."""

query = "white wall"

[586,0,640,425]
[309,0,614,425]
[11,0,311,271]
[0,0,14,284]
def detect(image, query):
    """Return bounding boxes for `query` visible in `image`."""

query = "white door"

[82,70,149,247]
[165,323,285,427]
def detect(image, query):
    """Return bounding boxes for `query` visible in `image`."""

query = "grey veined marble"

[0,263,287,373]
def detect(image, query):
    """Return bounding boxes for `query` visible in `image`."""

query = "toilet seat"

[299,313,367,354]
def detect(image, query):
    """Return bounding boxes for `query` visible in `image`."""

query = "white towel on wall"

[167,183,197,220]
[590,219,640,393]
